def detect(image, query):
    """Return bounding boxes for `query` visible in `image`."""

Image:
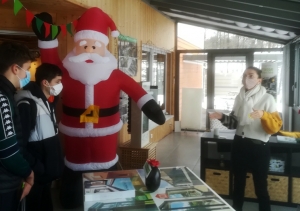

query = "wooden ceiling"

[1,0,86,14]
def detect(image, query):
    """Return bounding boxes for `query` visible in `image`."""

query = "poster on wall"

[118,35,138,125]
[261,62,278,100]
[118,34,138,76]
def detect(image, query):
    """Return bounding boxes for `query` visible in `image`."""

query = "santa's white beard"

[62,50,118,85]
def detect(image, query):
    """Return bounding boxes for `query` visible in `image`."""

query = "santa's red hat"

[74,7,119,45]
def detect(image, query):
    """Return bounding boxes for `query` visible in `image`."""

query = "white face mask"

[48,83,63,96]
[245,77,258,90]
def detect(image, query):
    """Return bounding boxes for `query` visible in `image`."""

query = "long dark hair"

[245,66,262,78]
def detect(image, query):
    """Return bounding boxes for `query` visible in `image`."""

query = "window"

[295,43,300,107]
[254,51,283,112]
[141,51,150,82]
[142,45,167,111]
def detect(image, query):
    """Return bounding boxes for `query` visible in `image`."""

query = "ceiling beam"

[227,0,300,13]
[184,0,300,20]
[174,17,288,44]
[160,7,296,36]
[150,1,300,33]
[151,0,300,27]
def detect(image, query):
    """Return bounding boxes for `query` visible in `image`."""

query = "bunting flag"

[51,25,58,39]
[14,0,23,15]
[60,24,67,37]
[2,0,80,37]
[72,19,78,30]
[25,10,34,27]
[44,22,50,37]
[66,23,73,36]
[35,18,43,34]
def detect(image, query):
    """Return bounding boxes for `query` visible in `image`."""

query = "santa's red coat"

[38,40,152,171]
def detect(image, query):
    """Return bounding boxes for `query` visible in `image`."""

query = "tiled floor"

[156,131,201,176]
[52,131,298,211]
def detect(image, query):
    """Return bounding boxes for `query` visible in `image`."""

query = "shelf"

[270,148,290,154]
[291,166,300,177]
[267,171,289,177]
[201,132,300,207]
[202,159,231,171]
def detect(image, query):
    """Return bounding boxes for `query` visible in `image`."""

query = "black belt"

[63,104,119,118]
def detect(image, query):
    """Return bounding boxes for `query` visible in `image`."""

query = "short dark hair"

[245,66,262,78]
[35,63,63,86]
[0,42,35,74]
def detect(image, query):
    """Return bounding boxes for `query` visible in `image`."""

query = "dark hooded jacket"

[15,81,63,184]
[0,76,31,193]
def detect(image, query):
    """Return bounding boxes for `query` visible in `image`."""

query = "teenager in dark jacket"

[0,42,35,211]
[15,63,64,211]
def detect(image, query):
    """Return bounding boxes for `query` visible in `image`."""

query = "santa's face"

[75,39,105,58]
[62,38,118,85]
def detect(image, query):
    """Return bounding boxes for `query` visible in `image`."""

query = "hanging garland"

[2,0,79,38]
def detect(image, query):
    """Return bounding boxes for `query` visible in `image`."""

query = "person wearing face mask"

[0,42,35,211]
[210,66,282,211]
[15,63,64,211]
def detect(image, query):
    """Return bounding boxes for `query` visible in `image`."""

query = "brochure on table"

[83,167,234,211]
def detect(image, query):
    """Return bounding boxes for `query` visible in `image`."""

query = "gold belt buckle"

[80,105,100,123]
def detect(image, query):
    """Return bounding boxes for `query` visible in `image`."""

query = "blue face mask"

[17,66,31,88]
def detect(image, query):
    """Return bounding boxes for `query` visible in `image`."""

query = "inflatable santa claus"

[31,7,165,208]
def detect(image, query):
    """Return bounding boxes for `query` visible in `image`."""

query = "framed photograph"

[166,187,203,198]
[118,35,137,77]
[118,35,138,125]
[159,197,225,210]
[84,179,111,188]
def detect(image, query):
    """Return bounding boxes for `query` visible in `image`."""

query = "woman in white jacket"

[210,66,282,211]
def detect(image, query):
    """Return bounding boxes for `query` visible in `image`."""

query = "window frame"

[142,45,168,111]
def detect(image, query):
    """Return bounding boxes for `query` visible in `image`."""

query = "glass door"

[178,53,208,131]
[212,55,246,112]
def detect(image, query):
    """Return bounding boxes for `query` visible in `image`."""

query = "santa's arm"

[30,12,63,69]
[118,70,165,125]
[38,39,63,70]
[140,98,166,125]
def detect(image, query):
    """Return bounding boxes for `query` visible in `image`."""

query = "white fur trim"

[74,30,109,45]
[38,39,58,49]
[85,85,94,108]
[85,85,94,130]
[58,120,123,137]
[137,94,154,109]
[111,30,119,37]
[62,50,117,85]
[64,155,118,171]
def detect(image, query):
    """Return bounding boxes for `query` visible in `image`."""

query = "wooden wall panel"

[67,0,175,51]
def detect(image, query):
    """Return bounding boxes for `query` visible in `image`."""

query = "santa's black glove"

[31,12,61,41]
[141,99,165,125]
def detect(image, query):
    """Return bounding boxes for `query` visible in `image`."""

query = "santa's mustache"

[68,53,110,63]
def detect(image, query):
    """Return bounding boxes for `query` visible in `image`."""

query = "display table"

[201,131,300,207]
[83,166,234,210]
